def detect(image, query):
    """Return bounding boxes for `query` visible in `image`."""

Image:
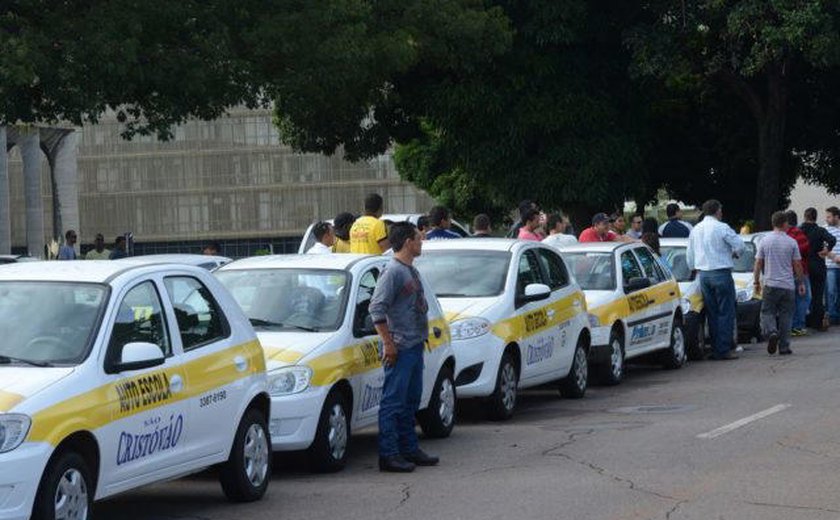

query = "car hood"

[0,366,75,412]
[256,331,334,369]
[439,297,498,322]
[581,290,615,310]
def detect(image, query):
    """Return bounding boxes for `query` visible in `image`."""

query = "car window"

[620,251,645,285]
[216,268,349,332]
[517,251,543,295]
[562,252,616,291]
[107,281,171,365]
[415,251,510,297]
[634,247,666,283]
[732,242,756,273]
[164,277,228,351]
[354,268,379,335]
[535,248,569,290]
[661,247,691,282]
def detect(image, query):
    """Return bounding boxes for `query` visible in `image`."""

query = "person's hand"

[819,247,830,259]
[753,281,762,297]
[798,283,807,297]
[382,341,398,367]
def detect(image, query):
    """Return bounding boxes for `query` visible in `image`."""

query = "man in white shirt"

[307,221,335,255]
[542,213,577,249]
[824,207,840,325]
[686,199,745,360]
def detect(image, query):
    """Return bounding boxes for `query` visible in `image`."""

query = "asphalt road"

[98,332,840,520]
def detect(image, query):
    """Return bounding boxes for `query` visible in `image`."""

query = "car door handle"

[433,327,442,339]
[169,374,184,394]
[234,355,248,373]
[669,291,676,297]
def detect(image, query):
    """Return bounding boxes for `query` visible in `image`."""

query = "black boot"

[403,449,439,466]
[379,455,416,473]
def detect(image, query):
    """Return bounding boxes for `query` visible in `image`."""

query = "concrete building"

[5,109,436,257]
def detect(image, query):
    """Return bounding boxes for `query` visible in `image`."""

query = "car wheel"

[597,330,624,386]
[661,318,687,369]
[560,338,588,399]
[685,312,706,361]
[487,352,518,421]
[307,390,351,472]
[219,408,271,502]
[418,365,456,438]
[32,451,93,520]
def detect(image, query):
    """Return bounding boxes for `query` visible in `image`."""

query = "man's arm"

[823,228,837,251]
[369,268,398,365]
[686,232,696,271]
[753,257,764,296]
[723,226,746,256]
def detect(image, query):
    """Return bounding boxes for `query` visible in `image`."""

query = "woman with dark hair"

[642,232,661,256]
[332,212,356,253]
[642,217,659,236]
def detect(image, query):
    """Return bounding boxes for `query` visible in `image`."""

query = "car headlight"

[267,366,313,396]
[736,286,754,303]
[450,317,491,340]
[680,297,691,315]
[0,414,31,453]
[587,313,601,328]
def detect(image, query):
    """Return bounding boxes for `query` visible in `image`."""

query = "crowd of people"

[55,230,219,260]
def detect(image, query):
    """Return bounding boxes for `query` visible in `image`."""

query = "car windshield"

[661,246,692,282]
[414,251,510,297]
[562,252,616,290]
[0,282,108,365]
[216,269,348,332]
[733,243,756,273]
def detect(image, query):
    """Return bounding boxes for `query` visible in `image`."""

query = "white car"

[298,214,471,254]
[660,238,762,353]
[0,255,39,265]
[414,239,591,421]
[559,242,686,385]
[117,254,232,271]
[215,254,456,472]
[0,261,271,520]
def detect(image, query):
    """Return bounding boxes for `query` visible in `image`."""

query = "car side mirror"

[624,277,652,293]
[356,314,377,337]
[109,342,166,373]
[517,283,552,306]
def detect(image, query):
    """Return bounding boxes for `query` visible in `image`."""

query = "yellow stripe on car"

[27,340,264,446]
[0,390,24,412]
[490,292,586,344]
[589,281,681,325]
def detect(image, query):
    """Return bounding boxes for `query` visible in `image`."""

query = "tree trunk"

[752,66,787,231]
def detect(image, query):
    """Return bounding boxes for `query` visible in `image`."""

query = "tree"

[627,1,840,229]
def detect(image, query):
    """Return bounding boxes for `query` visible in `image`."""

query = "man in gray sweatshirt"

[369,221,439,472]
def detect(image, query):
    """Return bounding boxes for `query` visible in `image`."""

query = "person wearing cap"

[579,213,619,243]
[85,233,111,260]
[659,203,693,238]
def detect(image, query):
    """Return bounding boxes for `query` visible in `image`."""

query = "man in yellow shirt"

[85,234,111,260]
[350,193,390,254]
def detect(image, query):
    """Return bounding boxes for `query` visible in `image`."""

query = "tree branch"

[717,69,765,122]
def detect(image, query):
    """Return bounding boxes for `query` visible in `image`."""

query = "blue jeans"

[378,344,424,457]
[792,277,811,330]
[827,269,840,323]
[699,269,736,358]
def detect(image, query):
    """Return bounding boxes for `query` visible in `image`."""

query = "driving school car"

[216,254,456,472]
[414,239,591,421]
[0,261,271,520]
[559,242,685,385]
[660,238,762,355]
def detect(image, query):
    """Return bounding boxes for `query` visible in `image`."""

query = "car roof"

[419,238,523,252]
[0,260,173,284]
[117,254,232,266]
[659,238,689,247]
[219,254,378,271]
[557,242,631,253]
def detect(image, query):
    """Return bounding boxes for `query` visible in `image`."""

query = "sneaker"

[734,345,744,353]
[767,332,779,355]
[791,328,807,337]
[402,449,439,466]
[379,455,416,473]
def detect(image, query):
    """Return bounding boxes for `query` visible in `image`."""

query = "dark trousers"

[807,264,827,329]
[699,269,736,358]
[378,344,424,457]
[761,286,795,351]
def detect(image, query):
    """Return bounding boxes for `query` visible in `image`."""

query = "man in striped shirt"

[687,200,745,360]
[824,207,840,325]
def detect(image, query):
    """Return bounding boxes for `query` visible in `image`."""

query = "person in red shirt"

[579,213,619,242]
[786,210,811,335]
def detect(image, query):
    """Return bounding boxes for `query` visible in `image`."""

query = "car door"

[534,246,584,376]
[633,246,678,350]
[619,249,656,354]
[418,268,449,407]
[350,265,386,425]
[513,249,557,384]
[161,274,243,460]
[97,279,191,493]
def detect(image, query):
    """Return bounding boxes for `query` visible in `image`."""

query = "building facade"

[7,109,436,257]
